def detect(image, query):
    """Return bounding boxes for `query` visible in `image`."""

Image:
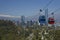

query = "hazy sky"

[0,0,60,17]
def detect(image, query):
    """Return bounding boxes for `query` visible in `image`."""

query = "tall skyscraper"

[21,16,25,26]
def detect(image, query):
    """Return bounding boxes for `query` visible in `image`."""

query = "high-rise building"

[26,20,33,27]
[21,16,25,26]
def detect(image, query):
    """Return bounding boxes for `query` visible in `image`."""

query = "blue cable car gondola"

[39,15,46,25]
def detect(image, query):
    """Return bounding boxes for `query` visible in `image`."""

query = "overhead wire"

[43,0,54,10]
[48,7,60,18]
[27,0,55,18]
[53,8,60,13]
[43,0,60,16]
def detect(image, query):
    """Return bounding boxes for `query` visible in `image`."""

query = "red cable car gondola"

[48,17,55,24]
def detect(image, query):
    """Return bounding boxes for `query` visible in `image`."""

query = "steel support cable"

[43,0,54,10]
[49,5,60,14]
[48,7,60,15]
[53,8,60,13]
[28,0,54,19]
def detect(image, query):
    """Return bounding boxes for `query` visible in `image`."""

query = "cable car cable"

[43,0,54,10]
